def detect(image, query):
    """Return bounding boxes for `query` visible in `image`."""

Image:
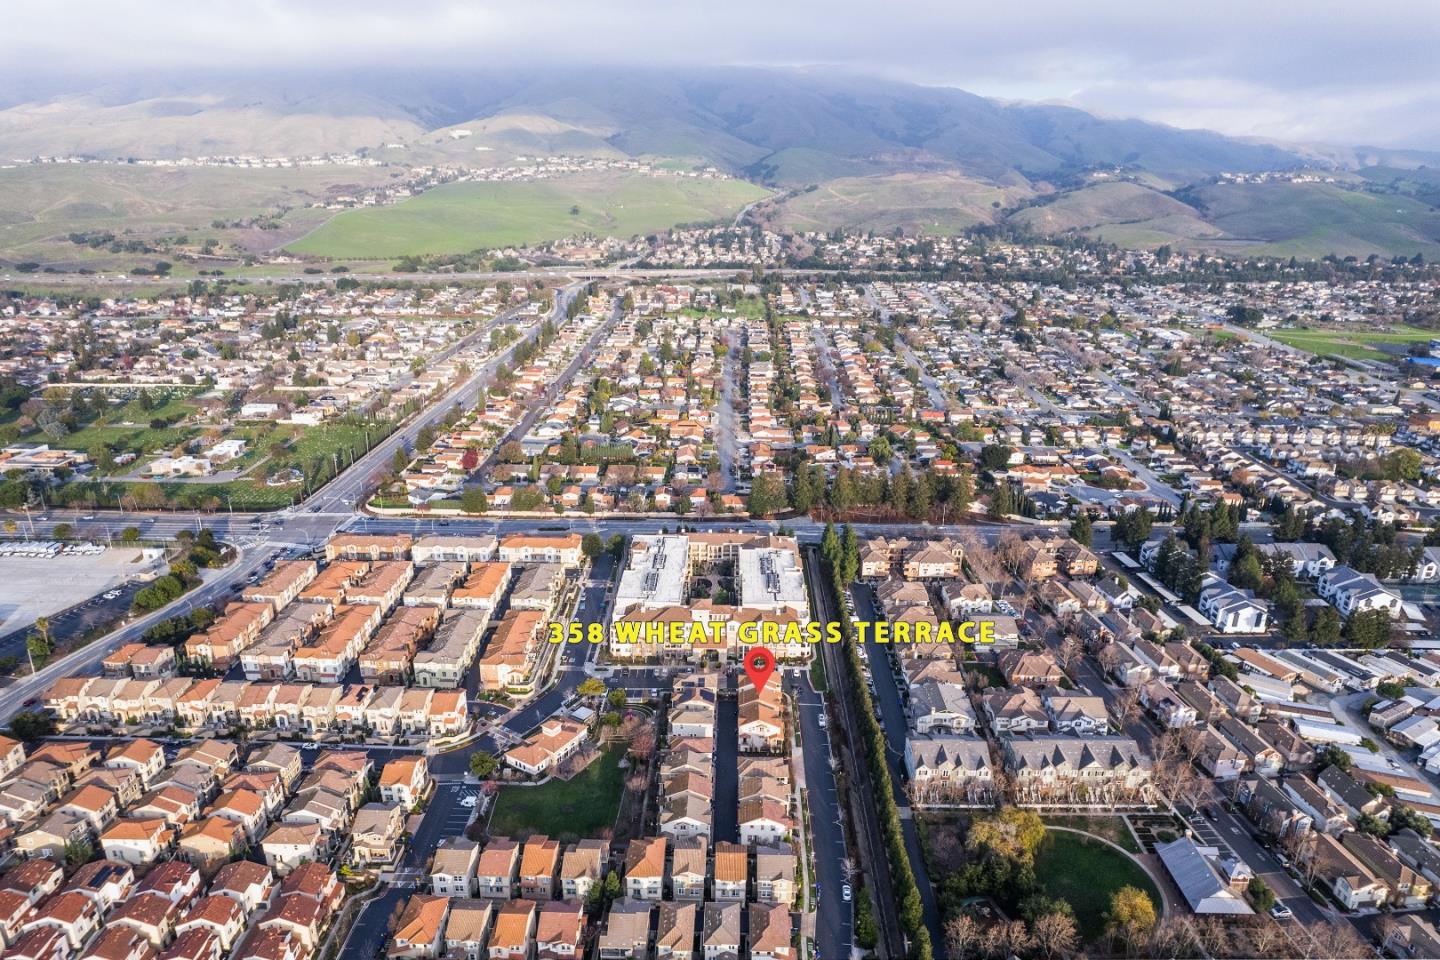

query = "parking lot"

[0,546,158,641]
[402,781,485,871]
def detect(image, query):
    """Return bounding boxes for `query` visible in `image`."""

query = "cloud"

[13,0,1440,147]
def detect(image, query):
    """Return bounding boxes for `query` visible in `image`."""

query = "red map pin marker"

[743,646,777,692]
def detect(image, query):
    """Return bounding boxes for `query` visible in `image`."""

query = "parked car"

[1270,904,1293,921]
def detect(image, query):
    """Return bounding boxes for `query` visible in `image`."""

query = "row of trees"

[820,531,931,960]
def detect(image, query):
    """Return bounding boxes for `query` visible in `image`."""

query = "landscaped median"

[818,542,933,960]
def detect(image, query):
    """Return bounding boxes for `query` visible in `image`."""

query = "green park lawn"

[1267,324,1434,362]
[1033,831,1161,941]
[487,745,626,838]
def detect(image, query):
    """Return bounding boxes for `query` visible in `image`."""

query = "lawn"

[487,745,627,839]
[287,173,769,258]
[1033,831,1161,941]
[1267,324,1435,362]
[0,389,204,458]
[962,661,1006,689]
[0,162,394,266]
[1040,815,1140,854]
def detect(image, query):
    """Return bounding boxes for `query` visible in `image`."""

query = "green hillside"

[1188,180,1440,258]
[0,163,381,265]
[287,172,769,258]
[770,172,1026,235]
[1009,181,1219,242]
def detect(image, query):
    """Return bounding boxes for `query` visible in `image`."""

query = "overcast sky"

[15,0,1440,148]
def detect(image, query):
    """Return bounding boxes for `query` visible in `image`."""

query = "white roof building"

[738,546,808,617]
[613,535,690,616]
[1155,837,1254,915]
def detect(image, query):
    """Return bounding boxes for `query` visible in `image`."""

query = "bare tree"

[1371,915,1398,957]
[1192,915,1231,958]
[994,531,1027,576]
[1112,685,1142,728]
[1096,642,1122,679]
[982,920,1032,960]
[944,915,982,960]
[959,532,1005,593]
[1057,635,1083,677]
[1031,911,1079,959]
[1243,916,1295,959]
[1293,832,1322,889]
[1306,922,1369,960]
[1147,916,1200,959]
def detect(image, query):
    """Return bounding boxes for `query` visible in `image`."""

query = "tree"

[966,808,1046,863]
[1246,876,1276,912]
[576,678,606,699]
[979,444,1013,472]
[1113,685,1142,727]
[581,533,604,559]
[8,710,56,741]
[26,633,50,668]
[984,920,1032,959]
[1113,508,1154,549]
[854,893,879,950]
[1105,885,1157,944]
[1317,744,1353,773]
[52,522,73,540]
[747,473,786,517]
[1068,511,1092,546]
[1346,608,1393,649]
[64,836,93,867]
[1030,911,1078,959]
[1308,921,1369,960]
[1377,680,1407,701]
[944,916,982,960]
[607,688,627,709]
[1311,606,1342,647]
[628,731,656,761]
[869,435,893,467]
[459,487,489,514]
[821,522,840,569]
[468,752,499,778]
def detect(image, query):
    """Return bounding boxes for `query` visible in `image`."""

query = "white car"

[842,884,852,902]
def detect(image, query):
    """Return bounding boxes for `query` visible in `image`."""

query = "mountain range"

[4,67,1440,258]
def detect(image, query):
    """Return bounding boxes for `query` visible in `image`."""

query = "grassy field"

[1267,324,1434,361]
[487,745,626,839]
[1005,177,1440,259]
[287,173,769,258]
[1034,831,1161,941]
[770,172,1024,236]
[1010,181,1220,246]
[0,389,203,454]
[0,163,390,266]
[1040,815,1141,853]
[1195,180,1440,259]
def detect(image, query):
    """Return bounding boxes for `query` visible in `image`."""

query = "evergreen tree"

[821,522,840,569]
[1311,607,1342,647]
[841,524,860,584]
[952,467,975,516]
